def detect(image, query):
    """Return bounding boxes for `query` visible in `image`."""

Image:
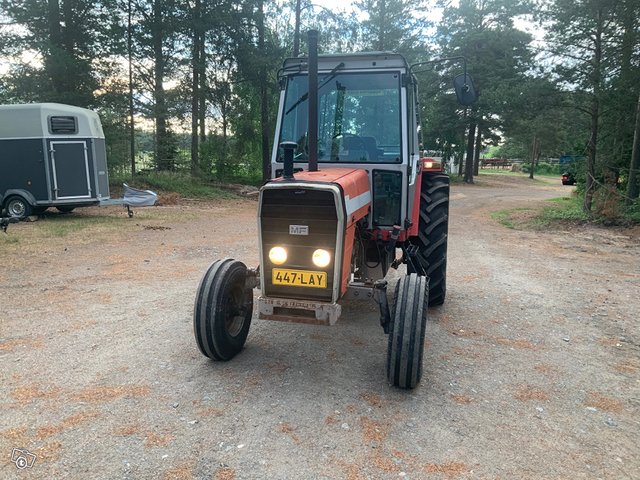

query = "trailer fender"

[1,189,37,207]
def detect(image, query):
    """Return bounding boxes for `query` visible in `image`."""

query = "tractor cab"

[272,52,418,231]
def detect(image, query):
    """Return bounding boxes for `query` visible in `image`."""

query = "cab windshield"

[278,71,402,163]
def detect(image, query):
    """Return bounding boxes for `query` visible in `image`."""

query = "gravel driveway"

[1,175,638,479]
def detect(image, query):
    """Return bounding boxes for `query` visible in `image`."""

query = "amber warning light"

[421,157,442,171]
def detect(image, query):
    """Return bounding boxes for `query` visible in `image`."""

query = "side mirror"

[453,73,478,106]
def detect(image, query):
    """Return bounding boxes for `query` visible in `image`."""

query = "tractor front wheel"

[387,273,429,389]
[411,173,449,306]
[193,258,253,361]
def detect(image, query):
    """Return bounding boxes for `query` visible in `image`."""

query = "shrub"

[521,162,561,175]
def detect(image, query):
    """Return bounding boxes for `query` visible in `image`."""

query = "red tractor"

[194,32,476,389]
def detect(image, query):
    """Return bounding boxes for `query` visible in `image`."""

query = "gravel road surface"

[1,175,638,479]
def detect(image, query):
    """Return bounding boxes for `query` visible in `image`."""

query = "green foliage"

[624,200,640,223]
[538,196,588,223]
[533,194,639,226]
[521,162,561,175]
[1,0,637,195]
[490,209,516,229]
[354,0,429,55]
[0,0,122,107]
[543,0,640,211]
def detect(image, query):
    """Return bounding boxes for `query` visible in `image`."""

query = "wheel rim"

[8,200,26,217]
[224,285,246,337]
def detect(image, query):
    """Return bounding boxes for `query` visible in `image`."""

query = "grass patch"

[37,215,122,238]
[546,196,573,203]
[479,169,522,176]
[490,208,532,229]
[535,196,589,226]
[490,209,515,229]
[491,196,588,231]
[478,170,559,183]
[0,234,19,245]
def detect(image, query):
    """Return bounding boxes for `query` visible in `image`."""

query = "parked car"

[561,172,576,185]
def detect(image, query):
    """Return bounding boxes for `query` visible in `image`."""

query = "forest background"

[1,0,638,214]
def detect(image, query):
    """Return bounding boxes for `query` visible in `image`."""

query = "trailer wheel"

[5,196,32,219]
[386,273,429,389]
[410,173,449,306]
[56,206,75,213]
[194,258,253,361]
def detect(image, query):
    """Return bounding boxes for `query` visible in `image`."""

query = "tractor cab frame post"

[307,29,319,173]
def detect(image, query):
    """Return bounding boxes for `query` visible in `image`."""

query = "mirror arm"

[410,55,468,79]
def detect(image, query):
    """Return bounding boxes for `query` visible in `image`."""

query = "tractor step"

[258,296,342,325]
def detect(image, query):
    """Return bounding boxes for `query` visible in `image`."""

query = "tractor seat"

[361,136,383,161]
[342,135,369,161]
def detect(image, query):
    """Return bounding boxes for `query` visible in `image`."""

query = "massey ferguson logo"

[289,225,309,235]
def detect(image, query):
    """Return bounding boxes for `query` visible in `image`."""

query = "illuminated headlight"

[269,246,288,265]
[312,249,331,268]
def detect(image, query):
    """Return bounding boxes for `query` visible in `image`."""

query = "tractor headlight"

[312,249,331,268]
[269,246,288,265]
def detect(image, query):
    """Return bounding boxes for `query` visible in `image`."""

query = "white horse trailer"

[0,103,110,218]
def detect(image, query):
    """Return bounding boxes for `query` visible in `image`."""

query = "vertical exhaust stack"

[280,141,297,180]
[307,30,318,172]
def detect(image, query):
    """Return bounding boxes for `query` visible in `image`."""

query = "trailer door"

[50,141,92,200]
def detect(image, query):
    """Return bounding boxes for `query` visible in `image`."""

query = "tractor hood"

[268,168,371,227]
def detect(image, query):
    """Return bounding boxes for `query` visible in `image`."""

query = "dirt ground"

[1,174,638,479]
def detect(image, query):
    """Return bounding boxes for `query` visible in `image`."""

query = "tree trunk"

[127,0,135,176]
[627,93,640,203]
[584,7,604,213]
[293,0,301,57]
[457,141,465,177]
[464,122,476,184]
[198,36,206,144]
[529,135,538,179]
[473,124,481,176]
[377,0,387,50]
[190,0,201,175]
[258,0,270,182]
[153,0,170,171]
[47,0,64,96]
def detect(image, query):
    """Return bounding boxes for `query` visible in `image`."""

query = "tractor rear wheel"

[193,258,253,361]
[386,273,429,389]
[410,173,449,306]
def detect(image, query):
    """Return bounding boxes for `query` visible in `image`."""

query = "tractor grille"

[260,187,340,302]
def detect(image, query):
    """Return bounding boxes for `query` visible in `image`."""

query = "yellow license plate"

[272,268,327,288]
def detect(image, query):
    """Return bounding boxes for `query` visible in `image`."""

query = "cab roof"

[282,52,410,74]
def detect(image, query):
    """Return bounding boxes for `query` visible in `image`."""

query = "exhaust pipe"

[280,141,297,180]
[307,30,318,172]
